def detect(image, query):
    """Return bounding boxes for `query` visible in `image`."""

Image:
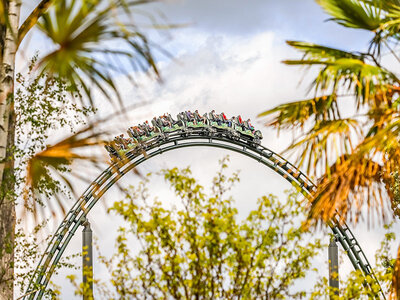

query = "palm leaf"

[374,3,400,43]
[317,0,383,30]
[258,94,340,130]
[284,41,398,107]
[285,119,362,175]
[23,100,151,220]
[285,41,363,61]
[36,0,162,106]
[308,154,389,224]
[24,123,106,219]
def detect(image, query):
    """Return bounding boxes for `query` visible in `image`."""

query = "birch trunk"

[0,0,20,298]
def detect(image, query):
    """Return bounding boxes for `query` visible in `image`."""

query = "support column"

[82,220,93,299]
[329,238,339,298]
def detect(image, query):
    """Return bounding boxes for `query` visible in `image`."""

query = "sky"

[17,0,400,298]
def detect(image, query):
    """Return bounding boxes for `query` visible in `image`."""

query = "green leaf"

[317,0,383,30]
[284,41,399,104]
[36,0,163,106]
[258,95,339,130]
[285,119,362,174]
[285,41,362,62]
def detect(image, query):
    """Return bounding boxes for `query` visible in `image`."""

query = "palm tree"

[258,0,400,297]
[0,0,162,298]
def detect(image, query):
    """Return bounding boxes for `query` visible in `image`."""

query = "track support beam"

[329,238,339,297]
[82,220,93,300]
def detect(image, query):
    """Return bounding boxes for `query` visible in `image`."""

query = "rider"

[210,110,217,121]
[152,117,160,128]
[247,118,255,132]
[161,114,172,127]
[195,109,206,123]
[221,112,231,127]
[138,123,150,135]
[210,110,221,125]
[145,120,154,132]
[115,134,128,149]
[105,143,120,159]
[129,125,144,138]
[237,115,245,129]
[186,110,196,124]
[167,113,175,125]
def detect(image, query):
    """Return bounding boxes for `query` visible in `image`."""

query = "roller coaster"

[24,111,385,299]
[105,110,263,162]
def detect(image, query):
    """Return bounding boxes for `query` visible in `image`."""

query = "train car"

[232,122,262,145]
[105,111,264,161]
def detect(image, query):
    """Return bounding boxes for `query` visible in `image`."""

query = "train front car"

[177,111,210,134]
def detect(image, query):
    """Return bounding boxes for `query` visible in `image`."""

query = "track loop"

[24,129,385,299]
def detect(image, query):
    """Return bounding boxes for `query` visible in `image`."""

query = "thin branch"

[17,0,55,49]
[383,40,400,65]
[361,52,382,69]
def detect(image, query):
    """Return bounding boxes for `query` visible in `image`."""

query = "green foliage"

[317,0,383,30]
[14,56,96,215]
[310,223,396,299]
[37,0,162,105]
[13,219,80,299]
[76,159,325,299]
[389,170,400,216]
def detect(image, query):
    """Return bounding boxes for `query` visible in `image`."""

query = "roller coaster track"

[24,129,385,299]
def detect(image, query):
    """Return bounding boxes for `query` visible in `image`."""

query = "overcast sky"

[17,0,400,298]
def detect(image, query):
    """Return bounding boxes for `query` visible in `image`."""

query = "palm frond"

[285,41,363,61]
[285,42,398,107]
[374,4,400,43]
[24,123,106,218]
[258,94,340,131]
[317,0,383,30]
[36,0,163,106]
[285,119,362,175]
[360,114,400,153]
[308,154,389,224]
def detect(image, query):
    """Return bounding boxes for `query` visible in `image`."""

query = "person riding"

[186,110,197,124]
[127,135,138,145]
[129,125,144,138]
[177,112,185,122]
[105,143,120,159]
[152,117,160,128]
[221,112,231,127]
[209,110,218,122]
[115,134,129,149]
[145,120,154,132]
[195,109,206,123]
[237,115,246,131]
[138,123,150,135]
[229,116,236,127]
[209,110,222,125]
[247,118,255,132]
[161,114,172,127]
[167,113,176,125]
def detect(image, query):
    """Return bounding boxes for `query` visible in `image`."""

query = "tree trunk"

[0,0,20,299]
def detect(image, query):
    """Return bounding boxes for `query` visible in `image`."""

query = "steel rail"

[24,130,385,299]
